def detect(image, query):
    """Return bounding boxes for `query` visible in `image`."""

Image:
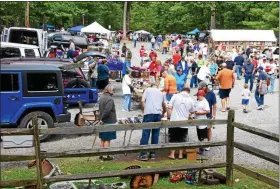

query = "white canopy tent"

[81,21,111,34]
[134,30,150,34]
[210,29,277,42]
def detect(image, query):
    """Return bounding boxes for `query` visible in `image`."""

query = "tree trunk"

[123,1,127,40]
[25,1,30,28]
[210,3,216,29]
[220,14,224,29]
[126,2,131,31]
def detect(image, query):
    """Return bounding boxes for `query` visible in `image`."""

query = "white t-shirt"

[122,75,132,95]
[195,98,210,129]
[176,39,182,46]
[197,65,210,81]
[151,37,155,43]
[267,63,277,75]
[202,47,208,55]
[169,93,195,128]
[241,88,251,100]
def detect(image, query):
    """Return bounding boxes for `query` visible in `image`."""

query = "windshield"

[199,33,206,38]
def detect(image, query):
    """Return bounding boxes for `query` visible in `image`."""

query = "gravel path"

[1,41,279,171]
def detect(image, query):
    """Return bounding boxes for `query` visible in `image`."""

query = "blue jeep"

[0,64,71,141]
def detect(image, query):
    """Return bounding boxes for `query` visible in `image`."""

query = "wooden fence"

[0,110,279,188]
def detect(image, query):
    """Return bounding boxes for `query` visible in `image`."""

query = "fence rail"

[1,110,279,188]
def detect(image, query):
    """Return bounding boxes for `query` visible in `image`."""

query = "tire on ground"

[19,111,54,142]
[65,78,90,88]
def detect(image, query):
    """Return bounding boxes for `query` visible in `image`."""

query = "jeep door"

[0,72,22,124]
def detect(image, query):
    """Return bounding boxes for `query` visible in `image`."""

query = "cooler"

[2,135,33,148]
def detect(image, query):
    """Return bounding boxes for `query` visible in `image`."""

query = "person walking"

[133,34,137,48]
[122,71,133,112]
[162,71,177,101]
[198,82,217,151]
[194,90,210,155]
[177,56,188,79]
[190,58,198,88]
[138,83,167,161]
[149,49,158,60]
[97,59,110,92]
[167,87,195,159]
[241,84,251,113]
[174,67,187,92]
[98,84,117,161]
[234,52,245,80]
[267,59,277,94]
[255,66,268,110]
[242,58,255,92]
[162,38,169,54]
[151,36,156,50]
[172,50,181,69]
[89,56,98,88]
[197,61,210,84]
[215,63,235,112]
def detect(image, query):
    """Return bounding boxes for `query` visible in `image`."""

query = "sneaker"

[256,106,263,110]
[204,147,210,151]
[137,155,148,161]
[150,154,156,160]
[122,109,128,112]
[243,109,246,113]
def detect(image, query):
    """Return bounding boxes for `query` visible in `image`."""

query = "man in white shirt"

[195,89,210,155]
[167,87,195,159]
[267,59,277,94]
[122,72,133,111]
[197,61,210,84]
[138,83,167,161]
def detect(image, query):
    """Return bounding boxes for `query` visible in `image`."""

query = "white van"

[2,27,48,56]
[0,42,41,58]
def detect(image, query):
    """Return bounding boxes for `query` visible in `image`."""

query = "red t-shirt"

[149,61,157,76]
[173,53,181,65]
[140,48,146,57]
[149,52,158,60]
[253,59,258,68]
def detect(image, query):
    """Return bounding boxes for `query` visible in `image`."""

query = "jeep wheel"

[65,78,90,88]
[19,111,54,142]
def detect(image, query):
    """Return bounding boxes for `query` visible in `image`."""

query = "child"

[122,43,127,55]
[241,84,251,113]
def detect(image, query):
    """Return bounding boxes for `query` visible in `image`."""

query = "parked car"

[0,42,41,58]
[261,47,279,60]
[0,58,99,105]
[48,34,88,49]
[0,64,71,141]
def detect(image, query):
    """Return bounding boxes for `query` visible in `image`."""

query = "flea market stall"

[210,29,277,52]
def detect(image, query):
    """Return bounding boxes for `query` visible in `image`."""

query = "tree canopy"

[0,1,278,34]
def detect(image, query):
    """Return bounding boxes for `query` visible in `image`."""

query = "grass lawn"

[1,157,278,189]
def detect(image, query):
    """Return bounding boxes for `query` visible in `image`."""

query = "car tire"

[65,78,90,88]
[19,111,54,142]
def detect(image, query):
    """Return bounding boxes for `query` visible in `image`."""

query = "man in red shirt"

[149,56,157,81]
[172,50,181,68]
[149,49,158,60]
[252,56,258,72]
[140,45,146,57]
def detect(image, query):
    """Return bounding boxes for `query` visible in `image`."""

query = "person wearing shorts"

[195,90,210,155]
[216,63,235,112]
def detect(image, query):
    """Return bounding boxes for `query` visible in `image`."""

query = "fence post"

[33,117,44,189]
[226,109,235,186]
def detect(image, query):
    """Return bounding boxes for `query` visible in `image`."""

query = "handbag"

[259,82,268,95]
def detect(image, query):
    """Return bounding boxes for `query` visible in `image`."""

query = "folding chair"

[74,101,99,127]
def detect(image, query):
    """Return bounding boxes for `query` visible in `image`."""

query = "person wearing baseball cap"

[198,81,217,151]
[194,89,210,155]
[215,62,235,112]
[149,49,158,60]
[174,67,186,92]
[255,66,268,110]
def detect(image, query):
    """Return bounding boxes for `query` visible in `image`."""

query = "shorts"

[219,88,231,99]
[197,127,208,141]
[97,78,109,90]
[242,99,249,105]
[168,128,188,143]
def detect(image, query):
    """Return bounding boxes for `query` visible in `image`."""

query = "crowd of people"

[94,36,278,161]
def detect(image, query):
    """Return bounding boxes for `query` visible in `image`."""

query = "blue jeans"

[133,40,136,48]
[162,47,167,54]
[190,74,198,88]
[122,94,131,111]
[255,86,264,106]
[177,84,184,92]
[268,74,275,93]
[166,94,174,101]
[152,43,155,49]
[91,78,97,88]
[158,42,162,50]
[236,65,242,79]
[140,114,162,156]
[244,74,254,91]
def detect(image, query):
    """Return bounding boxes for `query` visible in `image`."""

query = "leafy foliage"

[0,2,278,34]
